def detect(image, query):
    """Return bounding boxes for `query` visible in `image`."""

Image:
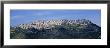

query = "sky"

[10,9,101,26]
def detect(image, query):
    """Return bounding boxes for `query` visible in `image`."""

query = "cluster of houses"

[18,19,91,29]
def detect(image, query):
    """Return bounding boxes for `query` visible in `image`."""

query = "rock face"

[10,19,101,39]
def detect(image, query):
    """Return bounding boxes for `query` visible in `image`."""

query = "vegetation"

[10,22,101,39]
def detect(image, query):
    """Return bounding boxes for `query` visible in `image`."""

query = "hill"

[10,19,101,39]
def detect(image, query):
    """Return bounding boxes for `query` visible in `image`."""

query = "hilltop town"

[17,19,92,29]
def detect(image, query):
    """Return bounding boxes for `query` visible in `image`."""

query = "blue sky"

[10,9,101,26]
